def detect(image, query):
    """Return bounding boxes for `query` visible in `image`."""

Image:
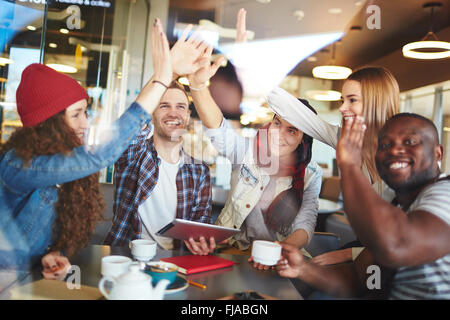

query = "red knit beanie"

[16,63,89,127]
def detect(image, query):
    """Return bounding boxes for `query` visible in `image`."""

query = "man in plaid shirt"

[104,82,213,252]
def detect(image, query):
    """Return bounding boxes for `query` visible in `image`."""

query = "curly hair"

[0,111,105,257]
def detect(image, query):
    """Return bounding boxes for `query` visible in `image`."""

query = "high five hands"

[171,24,224,86]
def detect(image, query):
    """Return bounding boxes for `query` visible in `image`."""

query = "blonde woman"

[267,66,400,265]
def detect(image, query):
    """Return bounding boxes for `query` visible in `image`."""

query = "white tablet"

[156,219,240,243]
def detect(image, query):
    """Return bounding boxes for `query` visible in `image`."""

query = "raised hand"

[336,116,366,169]
[136,19,172,113]
[236,8,247,43]
[171,25,210,77]
[151,18,172,87]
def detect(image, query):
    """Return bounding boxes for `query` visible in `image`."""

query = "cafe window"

[0,0,150,182]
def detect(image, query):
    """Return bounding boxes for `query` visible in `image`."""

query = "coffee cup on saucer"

[101,255,132,278]
[251,240,282,266]
[130,239,157,261]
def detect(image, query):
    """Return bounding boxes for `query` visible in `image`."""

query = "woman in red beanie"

[0,19,201,279]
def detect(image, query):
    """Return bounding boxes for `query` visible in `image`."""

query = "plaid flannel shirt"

[104,123,212,245]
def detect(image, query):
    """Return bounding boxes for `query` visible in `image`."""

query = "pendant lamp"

[402,2,450,60]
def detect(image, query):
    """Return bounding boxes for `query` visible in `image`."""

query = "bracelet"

[152,80,169,89]
[189,83,207,91]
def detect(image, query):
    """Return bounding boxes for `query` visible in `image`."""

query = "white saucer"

[165,275,188,294]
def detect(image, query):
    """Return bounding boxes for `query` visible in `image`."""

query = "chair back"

[319,176,341,202]
[304,232,340,257]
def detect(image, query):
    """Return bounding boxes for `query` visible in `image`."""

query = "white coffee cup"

[130,239,157,261]
[251,240,282,266]
[101,255,132,278]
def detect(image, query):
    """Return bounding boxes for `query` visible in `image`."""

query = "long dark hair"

[263,99,317,236]
[0,110,105,257]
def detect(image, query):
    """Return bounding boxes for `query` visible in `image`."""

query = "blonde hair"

[347,67,399,186]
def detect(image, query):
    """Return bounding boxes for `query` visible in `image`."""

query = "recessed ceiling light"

[293,10,305,21]
[355,1,364,6]
[307,56,317,62]
[328,8,342,14]
[49,43,58,48]
[59,28,69,34]
[26,25,36,31]
[350,25,362,31]
[256,0,271,3]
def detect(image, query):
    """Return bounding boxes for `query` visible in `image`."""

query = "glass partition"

[0,0,150,182]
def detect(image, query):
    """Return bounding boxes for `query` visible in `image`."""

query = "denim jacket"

[0,102,151,270]
[205,117,322,250]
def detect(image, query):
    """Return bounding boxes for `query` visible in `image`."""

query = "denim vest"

[0,102,150,270]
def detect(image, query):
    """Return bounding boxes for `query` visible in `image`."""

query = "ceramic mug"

[142,261,179,286]
[101,255,132,278]
[251,240,282,266]
[130,239,157,261]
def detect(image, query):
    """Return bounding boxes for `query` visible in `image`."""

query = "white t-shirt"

[390,174,450,300]
[139,157,180,250]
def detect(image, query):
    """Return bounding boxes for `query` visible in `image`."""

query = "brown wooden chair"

[319,176,341,202]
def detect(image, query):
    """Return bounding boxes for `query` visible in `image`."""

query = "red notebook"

[161,255,235,275]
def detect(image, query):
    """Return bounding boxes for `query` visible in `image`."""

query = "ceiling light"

[49,43,58,48]
[26,25,36,31]
[328,8,342,15]
[177,77,210,87]
[240,114,250,125]
[403,2,450,60]
[59,28,69,34]
[307,56,317,62]
[46,63,77,73]
[403,38,450,60]
[0,57,13,65]
[350,25,362,31]
[293,10,305,21]
[312,42,351,80]
[256,0,271,3]
[178,77,189,86]
[306,90,341,101]
[312,65,352,80]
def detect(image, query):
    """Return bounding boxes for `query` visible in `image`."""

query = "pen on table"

[187,280,207,290]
